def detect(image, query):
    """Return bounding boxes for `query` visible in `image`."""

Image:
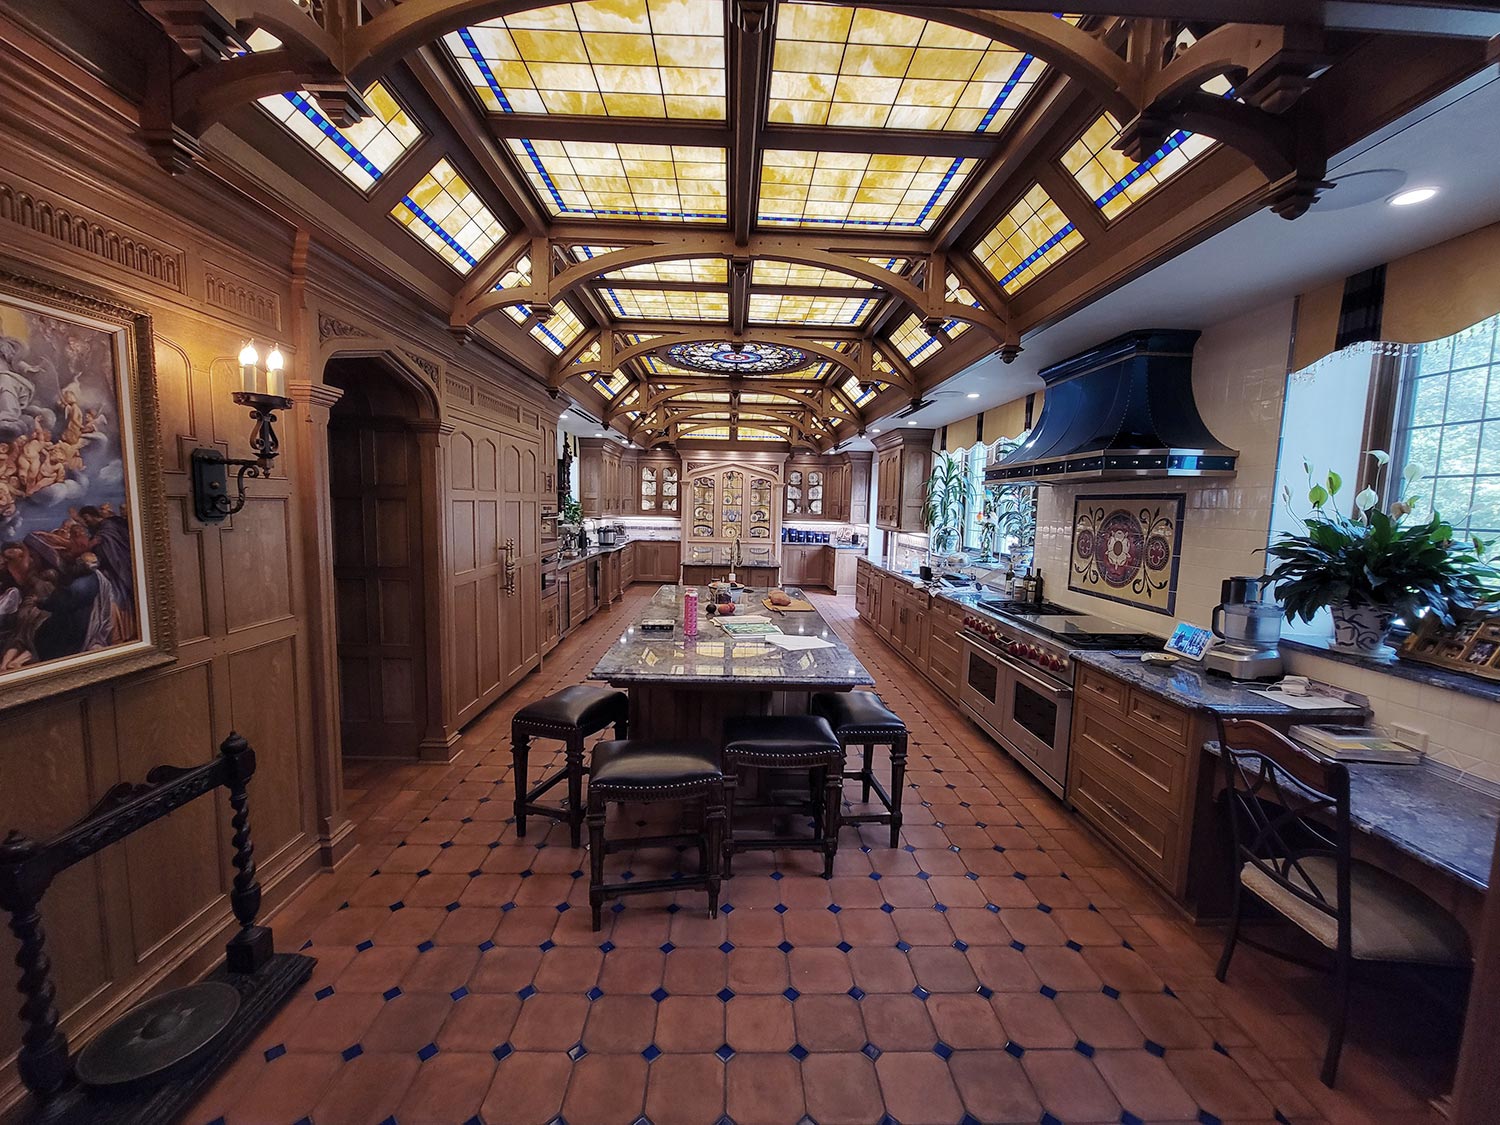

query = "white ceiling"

[860,65,1500,442]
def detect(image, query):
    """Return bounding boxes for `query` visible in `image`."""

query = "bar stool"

[722,714,843,879]
[585,739,727,931]
[512,685,628,847]
[811,691,909,848]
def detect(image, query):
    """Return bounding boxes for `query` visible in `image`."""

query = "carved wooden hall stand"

[0,733,313,1123]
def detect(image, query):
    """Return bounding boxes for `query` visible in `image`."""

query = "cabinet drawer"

[1126,690,1190,742]
[1073,707,1188,813]
[1077,665,1128,713]
[1070,755,1181,889]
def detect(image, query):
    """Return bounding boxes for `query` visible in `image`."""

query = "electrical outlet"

[1389,723,1429,753]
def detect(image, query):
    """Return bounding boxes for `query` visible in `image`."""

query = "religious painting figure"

[0,296,141,681]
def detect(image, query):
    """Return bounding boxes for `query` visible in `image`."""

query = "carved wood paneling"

[168,497,211,643]
[227,637,305,860]
[444,375,474,404]
[203,265,282,332]
[0,177,184,292]
[220,499,295,633]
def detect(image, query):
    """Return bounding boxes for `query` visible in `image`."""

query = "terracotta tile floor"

[192,589,1459,1125]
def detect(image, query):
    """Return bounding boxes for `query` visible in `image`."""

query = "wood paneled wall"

[0,14,557,1110]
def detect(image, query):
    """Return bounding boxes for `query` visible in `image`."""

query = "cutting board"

[764,590,816,613]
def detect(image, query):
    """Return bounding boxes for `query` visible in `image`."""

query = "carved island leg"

[221,733,271,973]
[0,833,69,1101]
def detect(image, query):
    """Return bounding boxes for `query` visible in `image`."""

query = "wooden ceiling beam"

[486,114,730,148]
[730,1,776,246]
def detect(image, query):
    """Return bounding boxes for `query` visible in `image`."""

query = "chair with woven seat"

[722,714,844,879]
[810,690,908,848]
[1214,718,1472,1087]
[512,685,628,847]
[585,739,727,930]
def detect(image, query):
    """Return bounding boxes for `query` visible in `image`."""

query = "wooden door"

[331,418,428,757]
[448,424,505,726]
[499,434,541,690]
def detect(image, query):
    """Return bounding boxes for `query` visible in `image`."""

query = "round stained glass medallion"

[661,340,812,375]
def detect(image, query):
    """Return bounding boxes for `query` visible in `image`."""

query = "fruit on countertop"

[769,590,792,606]
[717,602,736,615]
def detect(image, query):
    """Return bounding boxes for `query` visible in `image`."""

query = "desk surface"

[589,585,873,690]
[1207,744,1497,891]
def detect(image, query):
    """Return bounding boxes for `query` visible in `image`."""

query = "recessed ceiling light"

[596,432,605,437]
[906,420,916,425]
[559,411,568,418]
[1389,187,1438,206]
[870,427,881,434]
[966,392,980,399]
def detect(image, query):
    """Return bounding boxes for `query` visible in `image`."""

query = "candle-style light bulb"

[265,345,285,398]
[239,341,259,393]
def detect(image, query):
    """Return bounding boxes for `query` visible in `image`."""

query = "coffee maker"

[1203,575,1285,680]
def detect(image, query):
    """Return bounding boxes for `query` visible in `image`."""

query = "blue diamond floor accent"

[651,987,669,1002]
[715,1043,735,1061]
[342,1044,363,1061]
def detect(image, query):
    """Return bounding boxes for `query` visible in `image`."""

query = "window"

[390,158,507,272]
[258,82,422,192]
[972,183,1085,294]
[962,442,987,550]
[1391,313,1500,541]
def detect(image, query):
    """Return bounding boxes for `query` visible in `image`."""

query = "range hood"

[985,329,1237,484]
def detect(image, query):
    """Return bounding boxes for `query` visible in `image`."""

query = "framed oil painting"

[1068,493,1185,615]
[0,262,173,713]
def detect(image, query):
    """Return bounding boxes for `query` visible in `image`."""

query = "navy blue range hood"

[985,329,1237,484]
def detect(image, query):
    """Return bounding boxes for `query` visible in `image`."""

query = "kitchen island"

[589,584,874,740]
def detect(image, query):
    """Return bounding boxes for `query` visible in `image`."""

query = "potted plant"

[990,436,1037,569]
[1267,451,1497,653]
[922,452,970,556]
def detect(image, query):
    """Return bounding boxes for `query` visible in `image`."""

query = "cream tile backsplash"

[1029,298,1500,785]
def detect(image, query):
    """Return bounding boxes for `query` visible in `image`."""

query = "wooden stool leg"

[705,784,725,918]
[512,732,531,837]
[810,766,826,837]
[587,794,608,932]
[721,768,739,879]
[888,734,908,849]
[862,744,874,802]
[566,733,586,849]
[822,763,842,879]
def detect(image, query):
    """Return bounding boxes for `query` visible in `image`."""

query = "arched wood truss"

[141,0,1496,449]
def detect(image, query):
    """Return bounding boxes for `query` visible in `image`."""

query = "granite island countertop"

[1074,650,1368,720]
[588,584,874,689]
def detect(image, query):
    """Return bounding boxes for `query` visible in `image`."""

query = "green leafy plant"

[560,496,584,525]
[922,452,970,555]
[1267,450,1498,626]
[990,435,1037,559]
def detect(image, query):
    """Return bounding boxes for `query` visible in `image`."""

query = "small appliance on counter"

[1203,575,1284,680]
[597,523,624,547]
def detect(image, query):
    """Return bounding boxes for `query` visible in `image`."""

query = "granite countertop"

[1075,650,1368,720]
[681,561,780,569]
[589,584,874,689]
[1204,743,1497,891]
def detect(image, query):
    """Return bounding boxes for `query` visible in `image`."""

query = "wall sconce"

[191,342,294,524]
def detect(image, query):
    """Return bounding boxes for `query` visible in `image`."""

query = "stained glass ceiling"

[238,1,1273,447]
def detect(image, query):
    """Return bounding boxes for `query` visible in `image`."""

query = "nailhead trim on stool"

[512,685,628,848]
[585,738,727,931]
[811,690,909,849]
[722,714,844,880]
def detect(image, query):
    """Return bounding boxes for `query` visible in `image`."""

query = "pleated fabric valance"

[1291,220,1500,373]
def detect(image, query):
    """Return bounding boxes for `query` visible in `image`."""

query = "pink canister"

[683,588,699,638]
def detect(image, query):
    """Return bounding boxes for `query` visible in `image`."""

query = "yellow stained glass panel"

[735,427,783,441]
[872,348,896,376]
[530,300,586,354]
[444,0,726,120]
[972,182,1084,294]
[259,81,422,192]
[747,292,878,326]
[598,287,729,320]
[769,5,1047,133]
[750,260,875,289]
[1060,113,1216,220]
[509,139,727,222]
[572,338,603,365]
[391,158,507,273]
[941,272,979,340]
[759,149,974,231]
[887,312,942,366]
[600,257,727,284]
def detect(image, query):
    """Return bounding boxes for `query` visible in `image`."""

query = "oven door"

[959,634,1008,736]
[999,662,1073,797]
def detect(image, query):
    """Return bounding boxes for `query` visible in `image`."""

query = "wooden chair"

[1215,718,1472,1086]
[810,690,908,848]
[722,714,844,879]
[512,685,628,848]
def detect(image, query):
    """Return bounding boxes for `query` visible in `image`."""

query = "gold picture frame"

[0,260,175,712]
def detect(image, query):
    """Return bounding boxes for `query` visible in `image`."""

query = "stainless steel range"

[959,602,1161,799]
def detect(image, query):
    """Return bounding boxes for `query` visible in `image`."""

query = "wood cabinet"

[636,453,681,517]
[683,455,781,549]
[565,560,589,631]
[781,544,831,589]
[926,597,965,701]
[631,540,681,584]
[1067,664,1203,899]
[621,541,636,586]
[781,452,871,524]
[855,558,873,616]
[873,430,933,533]
[542,593,560,655]
[579,437,623,517]
[854,559,957,702]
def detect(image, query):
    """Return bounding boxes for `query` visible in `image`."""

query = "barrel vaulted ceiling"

[141,0,1498,449]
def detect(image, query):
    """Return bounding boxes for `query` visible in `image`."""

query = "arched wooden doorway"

[324,356,440,759]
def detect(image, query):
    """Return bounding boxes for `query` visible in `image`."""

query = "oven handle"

[961,631,1005,660]
[1005,656,1074,702]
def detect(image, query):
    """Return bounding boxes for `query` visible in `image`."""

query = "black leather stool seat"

[590,740,721,788]
[515,685,628,731]
[810,691,909,850]
[585,739,726,931]
[811,691,904,734]
[723,715,840,761]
